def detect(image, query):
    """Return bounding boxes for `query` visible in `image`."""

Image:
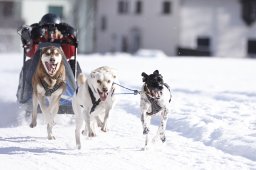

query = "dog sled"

[16,13,81,114]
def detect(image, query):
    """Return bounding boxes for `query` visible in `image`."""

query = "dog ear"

[112,73,117,79]
[153,70,159,75]
[141,72,148,82]
[159,73,163,78]
[111,69,117,79]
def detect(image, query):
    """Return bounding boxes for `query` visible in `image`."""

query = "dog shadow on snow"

[0,100,21,128]
[0,136,73,155]
[117,95,168,131]
[0,146,69,155]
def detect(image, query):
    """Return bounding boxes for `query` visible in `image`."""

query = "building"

[95,0,180,55]
[0,0,23,52]
[21,0,72,25]
[3,0,256,57]
[0,0,73,53]
[179,0,256,58]
[94,0,256,57]
[73,0,96,54]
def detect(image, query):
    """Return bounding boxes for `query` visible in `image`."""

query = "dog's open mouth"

[97,89,108,101]
[148,89,162,99]
[45,62,58,75]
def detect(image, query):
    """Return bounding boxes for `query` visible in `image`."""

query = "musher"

[16,13,81,114]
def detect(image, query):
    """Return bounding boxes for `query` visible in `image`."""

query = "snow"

[0,52,256,170]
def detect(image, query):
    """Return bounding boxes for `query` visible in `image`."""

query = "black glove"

[30,23,44,41]
[57,23,77,37]
[17,25,32,47]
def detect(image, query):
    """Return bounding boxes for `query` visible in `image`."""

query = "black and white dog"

[140,70,171,149]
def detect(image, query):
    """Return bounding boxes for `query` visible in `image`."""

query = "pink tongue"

[45,62,53,72]
[100,93,107,101]
[152,90,161,98]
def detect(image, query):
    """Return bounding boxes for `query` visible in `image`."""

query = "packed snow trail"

[0,108,255,170]
[0,53,256,169]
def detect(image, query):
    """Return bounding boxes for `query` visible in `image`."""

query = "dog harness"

[85,85,116,114]
[146,83,171,115]
[146,95,162,115]
[40,79,64,96]
[88,86,101,113]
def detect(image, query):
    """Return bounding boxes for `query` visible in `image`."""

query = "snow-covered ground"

[0,52,256,170]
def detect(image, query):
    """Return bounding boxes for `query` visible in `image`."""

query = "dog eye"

[97,80,101,84]
[107,80,111,83]
[157,77,162,81]
[46,49,51,55]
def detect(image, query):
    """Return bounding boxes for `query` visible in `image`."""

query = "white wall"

[96,0,180,56]
[21,0,72,25]
[180,0,256,58]
[75,0,95,53]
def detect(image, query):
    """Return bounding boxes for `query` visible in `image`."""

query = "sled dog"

[30,46,66,140]
[72,66,119,149]
[140,70,171,149]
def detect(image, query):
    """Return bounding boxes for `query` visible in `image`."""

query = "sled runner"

[16,13,81,114]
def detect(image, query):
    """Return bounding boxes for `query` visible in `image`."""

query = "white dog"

[72,66,119,149]
[140,70,171,150]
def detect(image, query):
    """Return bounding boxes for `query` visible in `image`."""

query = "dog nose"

[102,87,108,92]
[50,58,55,63]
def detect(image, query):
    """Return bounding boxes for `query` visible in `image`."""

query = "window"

[118,0,129,14]
[0,1,14,17]
[241,0,256,26]
[130,28,141,53]
[122,36,128,52]
[135,1,142,14]
[101,16,107,31]
[48,6,63,18]
[197,37,211,50]
[162,1,171,14]
[247,39,256,56]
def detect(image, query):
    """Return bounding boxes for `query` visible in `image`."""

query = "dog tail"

[77,73,86,87]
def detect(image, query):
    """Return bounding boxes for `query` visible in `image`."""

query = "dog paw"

[161,136,166,143]
[142,145,150,151]
[143,127,149,135]
[76,144,81,150]
[101,127,108,132]
[89,132,96,137]
[48,135,56,140]
[29,122,37,128]
[81,130,88,136]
